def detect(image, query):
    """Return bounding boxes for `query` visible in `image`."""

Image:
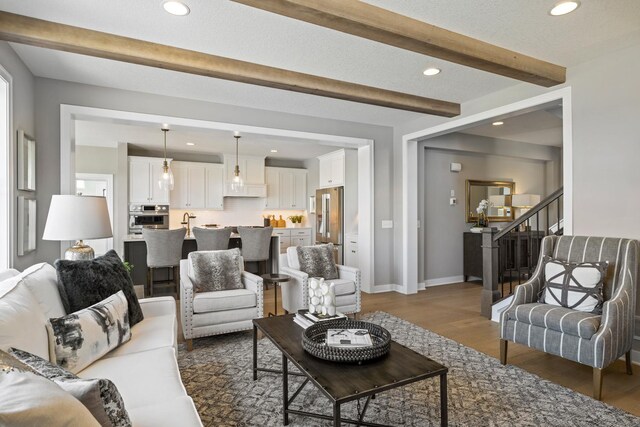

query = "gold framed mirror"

[465,180,516,223]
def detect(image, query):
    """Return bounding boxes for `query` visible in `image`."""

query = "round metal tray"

[302,319,391,364]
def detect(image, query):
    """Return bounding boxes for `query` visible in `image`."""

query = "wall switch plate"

[450,189,455,197]
[450,197,457,206]
[381,220,393,229]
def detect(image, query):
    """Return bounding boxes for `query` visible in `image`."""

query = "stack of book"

[293,309,347,330]
[326,329,373,348]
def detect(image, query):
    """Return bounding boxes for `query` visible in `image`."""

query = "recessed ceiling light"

[270,149,278,153]
[163,1,190,16]
[423,67,441,76]
[492,121,504,126]
[186,142,195,146]
[549,1,580,16]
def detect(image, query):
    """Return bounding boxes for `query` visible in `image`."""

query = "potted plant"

[470,199,491,233]
[287,215,304,227]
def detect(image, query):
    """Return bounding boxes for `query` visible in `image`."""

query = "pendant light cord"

[163,129,168,161]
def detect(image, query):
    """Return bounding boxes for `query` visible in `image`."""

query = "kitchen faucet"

[181,212,196,237]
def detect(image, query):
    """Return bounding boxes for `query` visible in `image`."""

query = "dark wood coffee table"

[252,315,448,426]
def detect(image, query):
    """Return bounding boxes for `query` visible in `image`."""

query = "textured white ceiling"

[75,120,341,159]
[3,0,640,126]
[460,108,563,147]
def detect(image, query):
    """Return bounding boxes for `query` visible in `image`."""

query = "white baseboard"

[423,275,465,288]
[369,284,398,294]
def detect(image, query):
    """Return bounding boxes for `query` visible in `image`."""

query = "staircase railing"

[480,187,563,318]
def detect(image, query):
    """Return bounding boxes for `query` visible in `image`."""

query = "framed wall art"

[18,129,36,191]
[18,196,37,256]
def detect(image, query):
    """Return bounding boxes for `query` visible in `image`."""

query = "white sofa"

[0,263,202,427]
[279,247,362,315]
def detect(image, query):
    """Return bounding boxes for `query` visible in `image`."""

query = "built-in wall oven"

[129,204,169,234]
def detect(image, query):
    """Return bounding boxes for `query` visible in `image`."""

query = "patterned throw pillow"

[7,348,131,427]
[189,248,244,292]
[539,256,608,314]
[296,243,338,280]
[47,291,131,373]
[55,249,144,326]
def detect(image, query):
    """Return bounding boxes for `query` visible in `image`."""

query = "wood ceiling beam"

[232,0,566,87]
[0,11,460,117]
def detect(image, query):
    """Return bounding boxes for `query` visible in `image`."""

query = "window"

[0,67,12,270]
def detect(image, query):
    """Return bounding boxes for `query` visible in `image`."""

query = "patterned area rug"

[177,312,639,426]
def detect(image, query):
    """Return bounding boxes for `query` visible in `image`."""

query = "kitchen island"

[123,233,280,294]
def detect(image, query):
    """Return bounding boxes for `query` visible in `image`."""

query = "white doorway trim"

[60,104,375,290]
[0,65,14,269]
[401,87,573,294]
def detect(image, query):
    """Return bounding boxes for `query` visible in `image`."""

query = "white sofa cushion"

[128,396,202,427]
[0,268,19,281]
[193,289,257,314]
[102,314,176,359]
[0,277,49,360]
[78,346,187,410]
[19,263,66,319]
[327,278,356,296]
[192,307,257,328]
[336,293,357,308]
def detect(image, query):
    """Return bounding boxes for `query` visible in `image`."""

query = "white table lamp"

[512,194,541,208]
[43,195,113,260]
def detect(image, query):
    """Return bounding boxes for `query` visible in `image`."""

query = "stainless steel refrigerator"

[315,186,343,263]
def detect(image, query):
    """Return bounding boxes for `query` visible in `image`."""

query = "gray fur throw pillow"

[296,244,338,280]
[55,250,143,326]
[8,348,131,427]
[189,248,244,292]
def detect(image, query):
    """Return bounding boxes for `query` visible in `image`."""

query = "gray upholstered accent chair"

[500,235,639,400]
[238,226,273,275]
[142,228,186,298]
[280,246,362,316]
[180,252,263,351]
[192,227,232,251]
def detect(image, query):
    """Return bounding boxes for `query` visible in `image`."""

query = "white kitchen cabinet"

[205,164,224,210]
[170,161,206,209]
[318,150,345,188]
[223,154,266,197]
[264,168,280,209]
[273,228,312,253]
[264,167,307,209]
[129,156,170,204]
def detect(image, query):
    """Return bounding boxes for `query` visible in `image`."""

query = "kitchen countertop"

[123,232,289,243]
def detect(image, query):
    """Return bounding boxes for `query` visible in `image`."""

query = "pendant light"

[158,124,174,191]
[231,132,244,192]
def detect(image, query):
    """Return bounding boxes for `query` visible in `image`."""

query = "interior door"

[76,173,113,255]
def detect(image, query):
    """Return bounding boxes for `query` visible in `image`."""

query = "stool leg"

[175,265,180,300]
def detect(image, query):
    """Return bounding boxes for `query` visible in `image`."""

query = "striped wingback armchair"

[500,235,639,400]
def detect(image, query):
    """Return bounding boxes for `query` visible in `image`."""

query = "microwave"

[129,204,169,234]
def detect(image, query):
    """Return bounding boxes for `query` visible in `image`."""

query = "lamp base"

[64,240,95,261]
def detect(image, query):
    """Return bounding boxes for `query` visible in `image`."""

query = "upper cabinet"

[129,156,171,205]
[223,154,266,197]
[264,167,307,210]
[318,149,345,188]
[171,161,224,210]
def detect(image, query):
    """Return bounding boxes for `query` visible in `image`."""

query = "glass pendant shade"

[231,134,244,192]
[159,161,174,191]
[159,126,174,191]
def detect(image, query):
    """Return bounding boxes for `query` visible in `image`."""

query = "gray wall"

[31,77,396,286]
[0,42,36,271]
[76,146,118,174]
[421,147,551,282]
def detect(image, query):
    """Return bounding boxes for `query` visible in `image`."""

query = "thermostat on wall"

[450,162,462,172]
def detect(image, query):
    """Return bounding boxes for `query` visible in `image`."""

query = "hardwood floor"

[260,281,640,416]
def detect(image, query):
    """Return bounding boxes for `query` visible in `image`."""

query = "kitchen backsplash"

[169,197,308,229]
